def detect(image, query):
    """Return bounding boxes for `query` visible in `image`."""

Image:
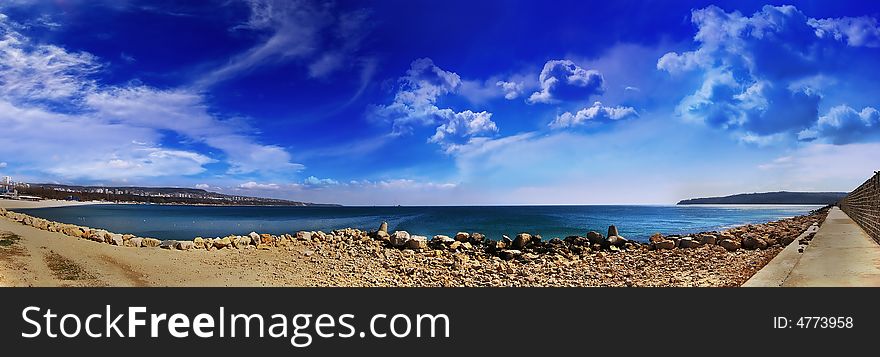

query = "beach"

[0,198,829,287]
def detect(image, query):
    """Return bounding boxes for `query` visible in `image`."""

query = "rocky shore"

[0,206,829,287]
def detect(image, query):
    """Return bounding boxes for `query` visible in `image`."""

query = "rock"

[607,225,620,238]
[432,235,455,244]
[698,234,717,245]
[678,238,701,249]
[470,233,485,243]
[203,238,214,251]
[376,231,390,242]
[513,233,532,249]
[405,236,428,250]
[122,234,135,241]
[108,235,124,246]
[125,237,143,247]
[213,237,232,249]
[564,236,590,246]
[454,232,470,242]
[502,235,513,245]
[718,239,740,252]
[501,250,522,260]
[649,233,665,244]
[193,237,205,249]
[142,238,162,247]
[604,235,627,248]
[296,231,312,241]
[248,232,260,241]
[586,231,604,245]
[257,244,272,250]
[653,239,676,250]
[159,240,177,249]
[390,231,411,247]
[378,221,388,233]
[741,234,767,250]
[461,242,473,250]
[260,233,275,245]
[448,241,462,250]
[233,236,251,248]
[176,241,194,250]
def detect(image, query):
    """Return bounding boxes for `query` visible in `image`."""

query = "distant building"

[1,176,10,185]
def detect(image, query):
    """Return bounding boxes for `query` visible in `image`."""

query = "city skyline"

[1,1,880,205]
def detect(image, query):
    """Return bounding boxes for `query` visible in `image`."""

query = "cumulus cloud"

[527,59,604,104]
[198,0,371,87]
[549,101,638,129]
[659,5,880,144]
[799,105,880,144]
[238,181,281,190]
[303,176,339,187]
[496,80,525,100]
[0,14,300,181]
[808,16,880,48]
[372,58,499,149]
[194,183,210,189]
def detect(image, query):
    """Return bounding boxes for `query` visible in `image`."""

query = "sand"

[0,198,100,209]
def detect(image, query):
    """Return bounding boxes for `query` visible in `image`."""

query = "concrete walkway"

[744,207,880,287]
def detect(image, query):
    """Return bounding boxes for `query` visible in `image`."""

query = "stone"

[699,234,717,245]
[193,237,205,249]
[604,235,627,248]
[405,236,428,250]
[513,233,532,249]
[379,221,388,233]
[142,238,162,247]
[678,238,701,249]
[260,233,275,245]
[448,241,462,250]
[123,234,135,241]
[718,239,740,252]
[176,241,194,250]
[160,240,178,249]
[376,231,390,242]
[109,235,124,246]
[390,231,411,247]
[586,231,604,245]
[296,231,312,241]
[470,233,485,243]
[653,240,676,250]
[741,234,767,250]
[649,233,665,244]
[607,225,620,238]
[248,232,260,241]
[233,236,251,248]
[125,237,143,248]
[501,235,513,245]
[432,235,455,244]
[501,250,522,260]
[461,242,473,250]
[213,237,232,249]
[257,244,272,250]
[203,238,215,251]
[454,232,470,242]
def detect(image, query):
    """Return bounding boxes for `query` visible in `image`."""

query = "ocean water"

[13,204,823,242]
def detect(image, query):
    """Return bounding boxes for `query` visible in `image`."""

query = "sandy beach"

[0,198,100,209]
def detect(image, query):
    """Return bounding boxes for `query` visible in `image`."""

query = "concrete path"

[745,207,880,287]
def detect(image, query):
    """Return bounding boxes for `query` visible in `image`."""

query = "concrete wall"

[840,172,880,244]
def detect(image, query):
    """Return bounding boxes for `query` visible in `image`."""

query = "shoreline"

[0,203,830,287]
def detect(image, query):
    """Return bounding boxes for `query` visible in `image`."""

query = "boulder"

[404,236,428,250]
[142,238,162,247]
[513,233,532,249]
[649,233,665,244]
[296,231,312,241]
[213,237,232,249]
[108,235,124,246]
[203,238,215,251]
[461,242,473,250]
[501,235,513,245]
[432,235,455,244]
[233,236,251,248]
[470,233,485,243]
[390,231,411,247]
[159,240,178,249]
[193,237,206,249]
[248,232,260,241]
[378,221,388,233]
[448,241,462,250]
[586,231,604,245]
[125,237,143,248]
[176,241,194,250]
[454,232,470,242]
[604,235,627,248]
[607,225,620,238]
[564,236,589,246]
[260,233,275,245]
[501,250,522,260]
[376,231,390,242]
[653,240,676,250]
[698,234,717,245]
[678,238,701,249]
[718,239,740,252]
[741,234,767,250]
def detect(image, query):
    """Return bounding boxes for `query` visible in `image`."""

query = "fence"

[839,171,880,244]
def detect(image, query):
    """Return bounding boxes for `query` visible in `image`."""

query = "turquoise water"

[13,204,823,242]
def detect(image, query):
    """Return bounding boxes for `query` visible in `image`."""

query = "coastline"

[0,203,829,287]
[0,198,101,210]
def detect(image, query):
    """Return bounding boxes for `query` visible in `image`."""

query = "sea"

[12,204,824,242]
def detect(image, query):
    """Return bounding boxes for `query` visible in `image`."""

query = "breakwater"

[839,172,880,244]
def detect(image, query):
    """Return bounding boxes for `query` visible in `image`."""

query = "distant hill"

[18,183,340,207]
[677,191,847,205]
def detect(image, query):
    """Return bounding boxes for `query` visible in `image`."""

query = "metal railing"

[839,171,880,244]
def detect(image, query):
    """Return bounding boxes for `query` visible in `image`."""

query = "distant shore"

[0,198,100,210]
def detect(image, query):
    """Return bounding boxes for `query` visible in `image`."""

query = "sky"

[1,0,880,205]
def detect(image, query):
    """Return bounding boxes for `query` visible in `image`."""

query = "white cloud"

[496,80,524,100]
[809,15,880,48]
[0,162,7,168]
[238,181,281,190]
[372,58,499,148]
[197,0,371,87]
[194,183,210,189]
[799,105,880,144]
[549,101,638,129]
[527,59,604,104]
[303,176,338,187]
[757,143,880,190]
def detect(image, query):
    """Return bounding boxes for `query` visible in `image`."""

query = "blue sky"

[1,0,880,205]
